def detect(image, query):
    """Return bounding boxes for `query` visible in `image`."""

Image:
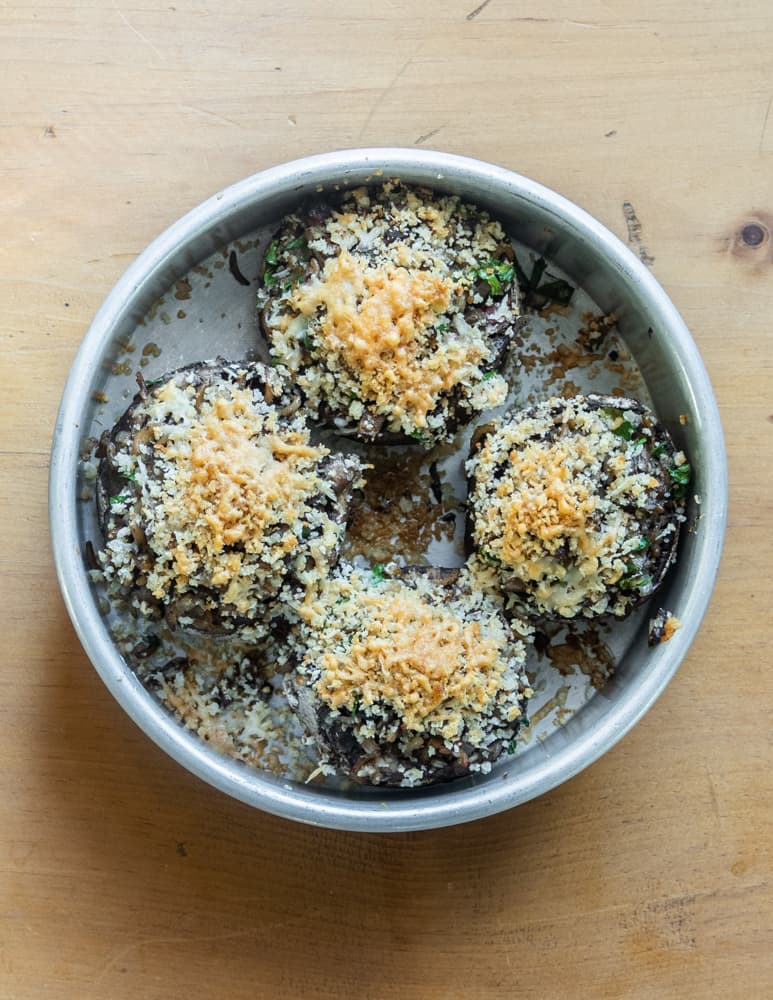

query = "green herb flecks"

[481,370,498,381]
[612,419,636,441]
[371,563,386,583]
[669,462,691,498]
[470,258,515,297]
[507,716,530,754]
[261,239,280,291]
[109,494,132,505]
[619,561,653,592]
[281,277,299,295]
[284,235,307,254]
[601,407,642,442]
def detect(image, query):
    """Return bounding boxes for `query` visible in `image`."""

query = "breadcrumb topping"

[258,181,519,443]
[467,395,685,619]
[291,571,531,767]
[314,587,510,737]
[149,385,327,611]
[98,363,361,636]
[291,250,484,429]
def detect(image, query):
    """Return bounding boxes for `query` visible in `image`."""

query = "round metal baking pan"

[49,149,727,831]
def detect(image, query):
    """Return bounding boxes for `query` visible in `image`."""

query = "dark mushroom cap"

[466,394,688,621]
[96,359,364,638]
[284,565,532,787]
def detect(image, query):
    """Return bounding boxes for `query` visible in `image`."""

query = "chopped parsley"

[601,408,644,443]
[109,494,131,505]
[669,462,691,498]
[262,239,280,289]
[507,718,529,754]
[284,235,307,253]
[281,276,301,295]
[619,562,653,592]
[370,563,386,583]
[613,419,635,440]
[470,258,515,297]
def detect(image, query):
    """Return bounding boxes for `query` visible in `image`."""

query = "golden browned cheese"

[313,588,518,738]
[494,439,600,576]
[153,387,326,611]
[291,250,484,427]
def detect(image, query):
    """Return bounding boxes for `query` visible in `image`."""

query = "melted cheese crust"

[297,574,529,745]
[467,396,672,618]
[291,250,481,428]
[99,368,356,632]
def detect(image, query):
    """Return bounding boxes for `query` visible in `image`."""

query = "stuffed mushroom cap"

[257,181,522,447]
[95,359,364,639]
[466,394,689,621]
[285,566,533,786]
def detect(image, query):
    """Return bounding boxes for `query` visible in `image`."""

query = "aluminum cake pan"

[49,148,727,832]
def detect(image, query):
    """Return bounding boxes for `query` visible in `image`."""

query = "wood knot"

[741,222,766,247]
[726,212,773,268]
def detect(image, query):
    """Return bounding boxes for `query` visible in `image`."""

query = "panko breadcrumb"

[95,360,364,639]
[257,181,522,446]
[466,394,688,620]
[284,566,533,786]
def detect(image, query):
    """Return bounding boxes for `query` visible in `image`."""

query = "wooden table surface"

[2,2,772,996]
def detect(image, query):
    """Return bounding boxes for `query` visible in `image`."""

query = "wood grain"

[2,2,772,996]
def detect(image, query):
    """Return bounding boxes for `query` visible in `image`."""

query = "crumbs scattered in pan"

[78,223,676,788]
[342,448,459,566]
[108,615,320,780]
[513,309,647,407]
[534,622,616,690]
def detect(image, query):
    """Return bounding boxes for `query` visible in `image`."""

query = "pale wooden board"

[2,1,772,996]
